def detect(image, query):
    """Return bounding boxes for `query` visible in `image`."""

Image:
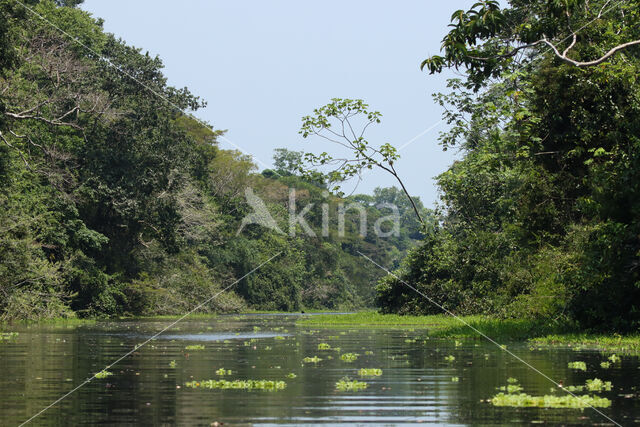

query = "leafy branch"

[421,0,640,87]
[299,98,424,225]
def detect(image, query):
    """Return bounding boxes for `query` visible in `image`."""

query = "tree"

[0,0,439,319]
[299,98,424,225]
[376,0,640,330]
[54,0,85,7]
[422,0,640,89]
[273,148,304,176]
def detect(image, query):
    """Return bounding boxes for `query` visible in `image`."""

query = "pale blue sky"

[81,0,473,206]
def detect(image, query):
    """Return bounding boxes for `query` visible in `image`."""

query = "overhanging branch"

[540,36,640,67]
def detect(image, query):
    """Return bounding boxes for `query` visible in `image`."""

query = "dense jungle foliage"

[4,0,639,333]
[0,0,425,320]
[375,0,640,331]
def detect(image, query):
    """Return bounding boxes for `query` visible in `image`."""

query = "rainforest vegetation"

[2,0,640,335]
[0,0,425,320]
[372,0,640,331]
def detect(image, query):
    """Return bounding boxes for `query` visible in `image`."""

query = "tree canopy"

[377,0,640,331]
[0,1,422,319]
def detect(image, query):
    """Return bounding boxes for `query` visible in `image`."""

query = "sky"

[81,0,472,207]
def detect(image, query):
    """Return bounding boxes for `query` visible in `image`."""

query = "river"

[0,314,638,425]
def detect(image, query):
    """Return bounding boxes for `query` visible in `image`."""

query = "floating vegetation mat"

[336,378,368,391]
[567,361,586,371]
[490,392,611,408]
[185,344,205,351]
[303,356,322,363]
[565,378,613,393]
[490,377,611,408]
[0,332,18,342]
[530,334,640,355]
[340,353,358,362]
[95,370,113,379]
[498,384,524,393]
[185,379,286,391]
[358,368,382,376]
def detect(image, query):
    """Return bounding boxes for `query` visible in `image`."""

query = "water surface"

[0,314,638,425]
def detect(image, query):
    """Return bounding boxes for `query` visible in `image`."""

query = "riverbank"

[296,311,640,354]
[530,334,640,355]
[296,311,568,338]
[3,310,639,356]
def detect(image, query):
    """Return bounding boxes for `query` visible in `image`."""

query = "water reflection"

[0,314,637,425]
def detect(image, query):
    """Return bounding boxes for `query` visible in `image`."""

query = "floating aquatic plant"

[444,355,455,362]
[286,373,297,378]
[567,361,586,371]
[169,360,176,368]
[451,376,459,382]
[185,344,205,351]
[358,368,382,376]
[336,378,368,391]
[0,332,18,341]
[490,392,611,408]
[600,361,610,369]
[507,377,519,384]
[531,334,640,356]
[608,354,621,363]
[364,351,373,355]
[303,356,322,363]
[95,370,113,379]
[340,353,359,362]
[275,336,285,340]
[215,368,232,376]
[566,378,613,392]
[185,379,286,391]
[498,384,524,393]
[586,378,612,392]
[318,343,331,350]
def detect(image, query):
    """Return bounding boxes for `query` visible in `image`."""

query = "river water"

[0,314,638,425]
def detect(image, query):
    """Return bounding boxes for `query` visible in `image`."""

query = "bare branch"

[468,32,640,69]
[597,0,612,18]
[4,111,83,129]
[541,36,640,67]
[563,33,577,57]
[389,162,423,224]
[0,131,32,170]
